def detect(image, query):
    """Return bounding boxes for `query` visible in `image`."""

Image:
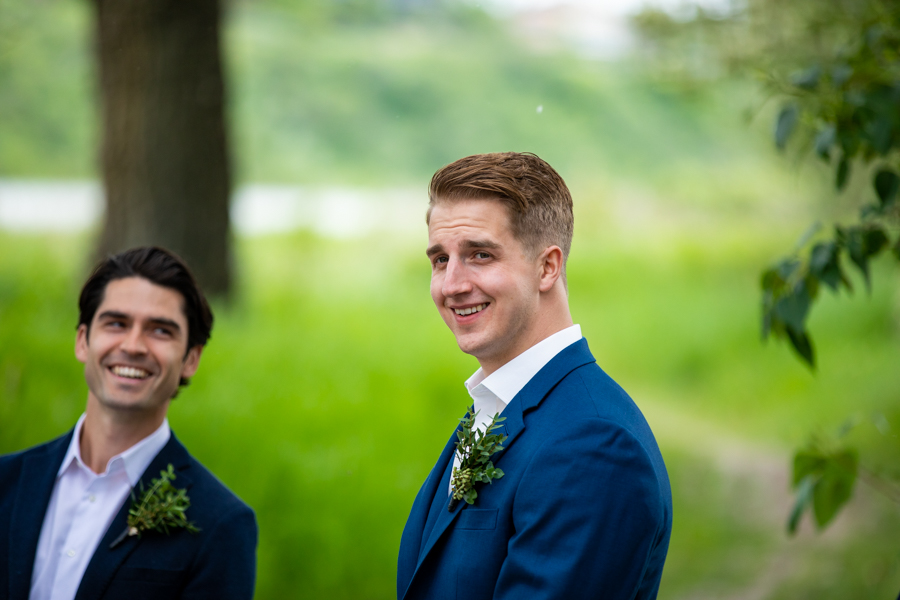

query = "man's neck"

[479,306,574,376]
[80,398,167,474]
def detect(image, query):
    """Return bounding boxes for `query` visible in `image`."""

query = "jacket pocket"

[455,508,498,530]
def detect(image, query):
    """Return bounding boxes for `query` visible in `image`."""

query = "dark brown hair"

[427,152,574,272]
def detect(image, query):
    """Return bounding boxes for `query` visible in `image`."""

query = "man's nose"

[441,258,473,297]
[119,326,148,354]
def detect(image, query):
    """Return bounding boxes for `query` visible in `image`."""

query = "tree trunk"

[93,0,232,296]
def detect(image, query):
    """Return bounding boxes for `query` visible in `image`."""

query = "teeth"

[111,366,149,379]
[454,303,487,316]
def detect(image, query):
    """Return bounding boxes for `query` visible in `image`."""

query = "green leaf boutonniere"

[110,463,199,548]
[448,407,507,512]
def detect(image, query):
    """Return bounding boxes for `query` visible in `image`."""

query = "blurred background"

[1,0,899,597]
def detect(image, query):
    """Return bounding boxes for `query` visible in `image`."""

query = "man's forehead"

[94,277,188,323]
[428,198,512,231]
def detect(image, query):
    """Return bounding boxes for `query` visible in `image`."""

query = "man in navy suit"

[398,153,672,600]
[0,247,257,600]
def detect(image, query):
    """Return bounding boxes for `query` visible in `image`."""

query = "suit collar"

[464,325,583,406]
[73,433,192,600]
[57,414,172,486]
[8,432,72,600]
[493,337,595,454]
[399,338,596,600]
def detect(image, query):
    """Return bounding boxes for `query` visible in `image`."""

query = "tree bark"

[93,0,232,296]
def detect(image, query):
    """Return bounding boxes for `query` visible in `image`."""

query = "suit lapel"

[8,433,72,600]
[73,434,193,600]
[492,338,595,461]
[400,338,596,600]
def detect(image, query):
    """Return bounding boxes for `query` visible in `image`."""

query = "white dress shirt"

[30,414,171,600]
[451,324,582,493]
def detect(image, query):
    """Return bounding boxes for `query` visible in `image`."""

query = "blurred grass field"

[2,184,899,598]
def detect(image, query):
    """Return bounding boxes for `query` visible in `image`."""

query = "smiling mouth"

[454,303,488,316]
[110,365,150,380]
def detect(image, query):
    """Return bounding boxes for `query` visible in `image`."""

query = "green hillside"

[1,0,786,190]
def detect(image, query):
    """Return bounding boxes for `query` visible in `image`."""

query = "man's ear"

[538,246,564,293]
[75,324,89,364]
[180,345,203,379]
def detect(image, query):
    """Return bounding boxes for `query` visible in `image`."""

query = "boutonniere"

[448,407,507,511]
[110,463,199,548]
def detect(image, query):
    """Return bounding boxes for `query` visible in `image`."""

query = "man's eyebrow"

[463,239,501,250]
[97,310,129,321]
[97,311,182,332]
[426,239,502,257]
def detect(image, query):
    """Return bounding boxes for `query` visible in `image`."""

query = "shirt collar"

[464,324,583,407]
[58,414,171,486]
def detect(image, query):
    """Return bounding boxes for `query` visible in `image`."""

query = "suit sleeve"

[494,418,666,600]
[182,504,258,600]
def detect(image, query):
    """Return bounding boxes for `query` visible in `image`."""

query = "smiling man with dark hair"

[398,152,673,600]
[0,246,257,600]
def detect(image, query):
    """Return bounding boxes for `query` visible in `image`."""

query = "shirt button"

[88,495,96,503]
[67,549,76,558]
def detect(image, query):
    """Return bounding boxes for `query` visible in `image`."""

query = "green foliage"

[115,464,199,547]
[788,439,858,534]
[760,218,892,367]
[760,3,900,367]
[448,408,506,510]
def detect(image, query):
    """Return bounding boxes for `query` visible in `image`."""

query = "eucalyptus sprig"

[448,407,507,511]
[110,463,199,548]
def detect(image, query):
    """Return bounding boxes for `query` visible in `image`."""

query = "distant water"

[0,180,424,238]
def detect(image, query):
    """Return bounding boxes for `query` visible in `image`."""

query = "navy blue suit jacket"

[397,338,672,600]
[0,431,257,600]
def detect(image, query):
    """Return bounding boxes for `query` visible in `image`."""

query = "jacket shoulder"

[178,453,256,527]
[0,432,71,484]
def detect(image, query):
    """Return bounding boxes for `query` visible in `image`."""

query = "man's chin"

[454,337,490,361]
[96,395,169,414]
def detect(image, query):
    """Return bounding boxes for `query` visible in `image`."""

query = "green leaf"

[785,326,815,368]
[831,64,853,87]
[840,225,888,290]
[790,65,821,90]
[793,449,824,486]
[835,155,850,190]
[873,169,899,207]
[814,125,836,159]
[811,450,858,529]
[777,258,801,280]
[840,226,868,287]
[863,227,889,256]
[760,267,780,292]
[808,241,847,292]
[774,281,810,333]
[788,475,816,535]
[775,104,799,150]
